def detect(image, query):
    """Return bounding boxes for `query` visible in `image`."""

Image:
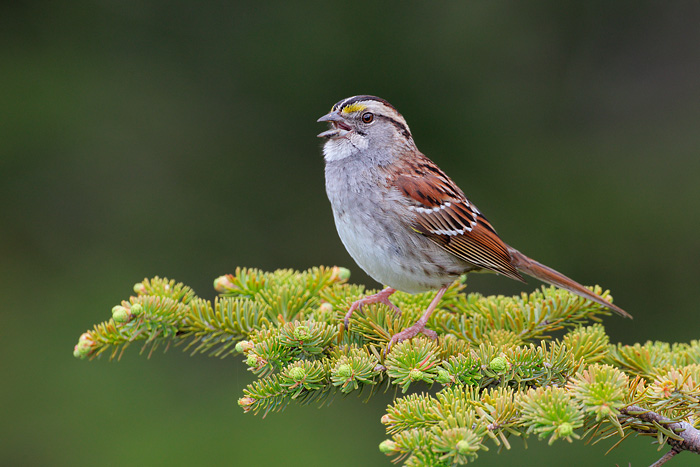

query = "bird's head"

[317,95,413,162]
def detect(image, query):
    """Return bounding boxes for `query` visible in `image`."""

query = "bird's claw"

[384,324,438,356]
[343,288,401,330]
[343,303,360,329]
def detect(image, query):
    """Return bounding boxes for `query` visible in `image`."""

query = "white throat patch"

[323,135,368,162]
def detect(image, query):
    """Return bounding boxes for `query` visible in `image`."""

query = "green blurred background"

[2,1,699,465]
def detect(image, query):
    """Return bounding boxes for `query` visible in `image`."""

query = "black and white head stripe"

[331,95,411,140]
[331,95,397,113]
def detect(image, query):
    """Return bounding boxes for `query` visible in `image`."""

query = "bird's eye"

[361,112,374,124]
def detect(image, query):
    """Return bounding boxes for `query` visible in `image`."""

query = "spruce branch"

[620,405,700,465]
[74,266,700,465]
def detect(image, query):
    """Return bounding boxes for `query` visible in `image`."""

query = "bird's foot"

[386,324,437,354]
[343,287,400,329]
[384,285,447,354]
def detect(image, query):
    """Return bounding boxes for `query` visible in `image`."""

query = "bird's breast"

[324,161,465,293]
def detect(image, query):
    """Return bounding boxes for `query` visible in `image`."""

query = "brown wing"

[394,161,524,282]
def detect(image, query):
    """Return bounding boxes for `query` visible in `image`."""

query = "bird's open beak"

[317,111,352,139]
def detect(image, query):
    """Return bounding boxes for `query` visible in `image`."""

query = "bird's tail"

[508,247,632,319]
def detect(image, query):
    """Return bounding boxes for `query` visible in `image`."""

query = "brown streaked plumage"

[394,155,524,282]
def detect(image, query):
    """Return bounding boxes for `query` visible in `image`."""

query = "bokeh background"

[2,1,699,465]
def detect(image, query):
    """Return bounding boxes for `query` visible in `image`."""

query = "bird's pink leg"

[387,285,447,349]
[344,287,401,328]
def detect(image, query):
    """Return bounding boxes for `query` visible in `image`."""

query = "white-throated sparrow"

[318,95,631,346]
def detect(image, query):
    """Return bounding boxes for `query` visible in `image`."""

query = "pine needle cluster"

[73,266,700,465]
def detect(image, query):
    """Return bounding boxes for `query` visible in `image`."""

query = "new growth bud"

[237,397,255,412]
[336,364,353,379]
[556,422,574,438]
[288,366,307,382]
[213,275,235,293]
[73,332,95,359]
[456,440,472,455]
[330,266,351,282]
[379,440,397,454]
[293,325,311,341]
[245,354,258,367]
[235,340,254,354]
[489,356,508,373]
[129,303,143,317]
[111,305,130,323]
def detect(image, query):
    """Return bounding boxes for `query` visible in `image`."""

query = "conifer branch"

[73,266,700,465]
[620,405,700,458]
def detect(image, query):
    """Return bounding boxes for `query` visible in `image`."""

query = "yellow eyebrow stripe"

[342,103,366,114]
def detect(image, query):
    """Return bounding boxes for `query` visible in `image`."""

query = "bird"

[317,95,631,346]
